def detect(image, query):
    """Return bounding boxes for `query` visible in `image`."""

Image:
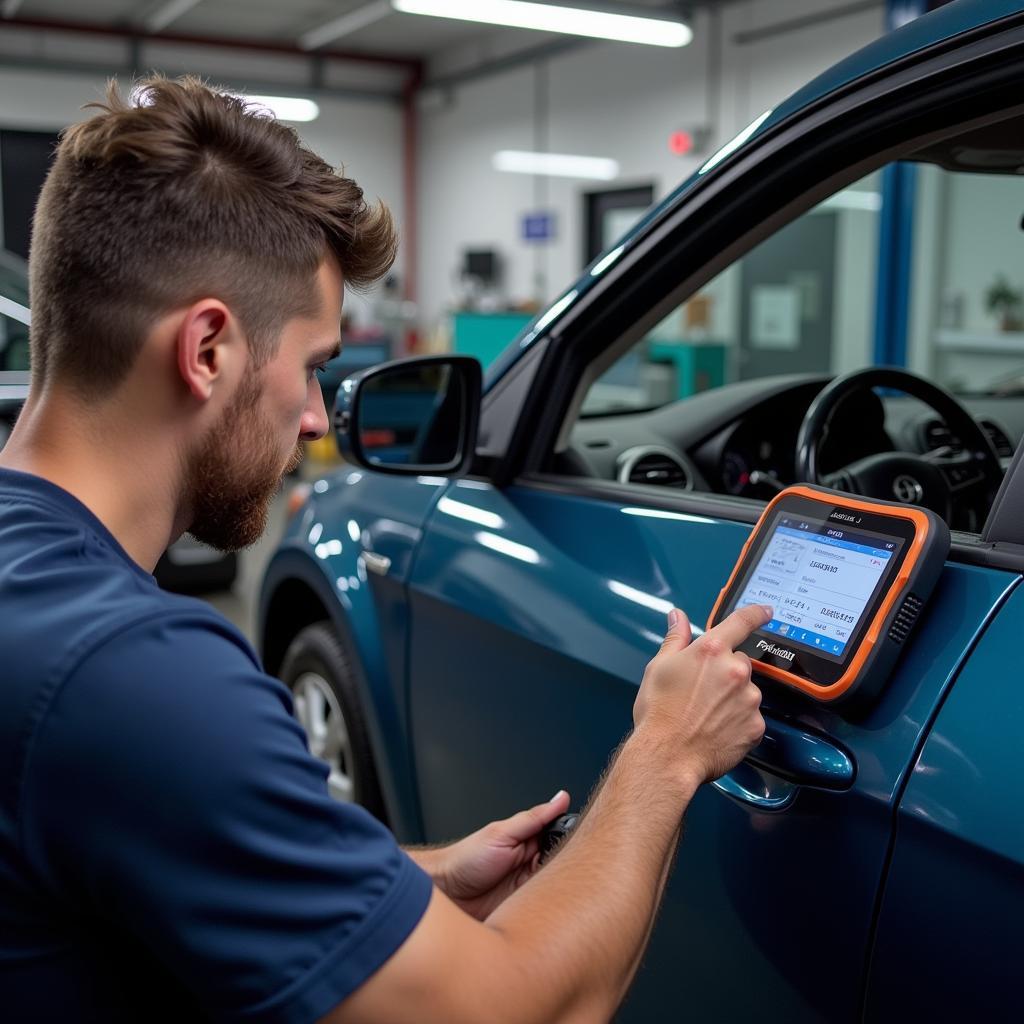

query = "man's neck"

[0,388,186,571]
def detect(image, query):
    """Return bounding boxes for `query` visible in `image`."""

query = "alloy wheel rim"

[292,671,355,803]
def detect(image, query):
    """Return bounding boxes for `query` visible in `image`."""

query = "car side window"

[566,131,1024,527]
[580,174,884,419]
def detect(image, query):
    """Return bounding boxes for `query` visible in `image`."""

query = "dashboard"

[562,375,1019,514]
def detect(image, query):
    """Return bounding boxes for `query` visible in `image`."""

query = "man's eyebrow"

[311,339,343,364]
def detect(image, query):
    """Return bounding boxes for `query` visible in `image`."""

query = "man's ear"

[175,300,235,402]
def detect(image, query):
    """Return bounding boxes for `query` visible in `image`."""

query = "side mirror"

[334,355,482,476]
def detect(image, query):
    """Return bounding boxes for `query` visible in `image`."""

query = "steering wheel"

[795,367,1002,529]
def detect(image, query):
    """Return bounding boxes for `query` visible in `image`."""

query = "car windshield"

[582,115,1024,415]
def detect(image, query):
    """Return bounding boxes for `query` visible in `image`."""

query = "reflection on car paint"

[475,532,542,565]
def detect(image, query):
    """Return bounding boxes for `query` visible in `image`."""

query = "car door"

[408,479,1015,1022]
[405,22,1024,1023]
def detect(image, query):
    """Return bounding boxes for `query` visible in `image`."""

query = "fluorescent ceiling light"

[240,94,320,122]
[392,0,692,48]
[494,150,619,180]
[133,84,320,123]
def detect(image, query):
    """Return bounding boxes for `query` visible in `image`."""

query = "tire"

[278,622,388,823]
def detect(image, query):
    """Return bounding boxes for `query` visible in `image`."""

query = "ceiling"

[3,1,695,62]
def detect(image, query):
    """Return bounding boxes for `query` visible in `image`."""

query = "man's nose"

[300,379,329,441]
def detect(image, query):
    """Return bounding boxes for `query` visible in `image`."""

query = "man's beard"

[183,373,304,552]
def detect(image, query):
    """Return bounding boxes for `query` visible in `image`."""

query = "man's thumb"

[661,608,693,653]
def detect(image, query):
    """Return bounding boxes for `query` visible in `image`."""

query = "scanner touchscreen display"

[734,514,904,659]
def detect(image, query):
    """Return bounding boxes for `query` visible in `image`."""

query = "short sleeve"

[18,612,433,1024]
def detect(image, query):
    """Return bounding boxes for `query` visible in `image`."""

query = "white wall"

[416,0,887,332]
[0,65,405,327]
[910,168,1024,392]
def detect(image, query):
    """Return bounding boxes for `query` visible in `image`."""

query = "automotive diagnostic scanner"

[707,485,950,707]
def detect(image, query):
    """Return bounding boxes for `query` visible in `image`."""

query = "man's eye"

[309,363,328,381]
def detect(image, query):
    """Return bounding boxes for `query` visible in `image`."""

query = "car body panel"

[404,478,1017,1021]
[259,466,448,838]
[865,576,1024,1019]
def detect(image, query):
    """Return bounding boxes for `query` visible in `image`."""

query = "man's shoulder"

[88,592,259,668]
[26,596,303,816]
[66,596,270,709]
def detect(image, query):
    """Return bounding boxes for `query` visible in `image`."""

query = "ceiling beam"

[299,1,393,51]
[0,14,423,72]
[144,0,205,35]
[0,50,405,103]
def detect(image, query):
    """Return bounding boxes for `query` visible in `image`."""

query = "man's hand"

[428,790,572,920]
[633,604,771,789]
[330,608,772,1024]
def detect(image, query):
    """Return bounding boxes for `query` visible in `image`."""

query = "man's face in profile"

[182,258,341,552]
[183,370,305,552]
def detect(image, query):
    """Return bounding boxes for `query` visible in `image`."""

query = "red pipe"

[401,66,423,353]
[0,15,422,72]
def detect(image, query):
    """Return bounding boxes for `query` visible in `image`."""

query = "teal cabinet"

[452,312,534,370]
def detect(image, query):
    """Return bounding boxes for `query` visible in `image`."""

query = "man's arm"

[401,790,573,920]
[323,604,769,1024]
[402,845,445,877]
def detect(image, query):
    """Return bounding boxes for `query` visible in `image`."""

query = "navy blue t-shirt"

[0,469,432,1022]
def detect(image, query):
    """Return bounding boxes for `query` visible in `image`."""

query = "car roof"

[768,0,1021,133]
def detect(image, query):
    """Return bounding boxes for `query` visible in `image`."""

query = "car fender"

[259,469,448,842]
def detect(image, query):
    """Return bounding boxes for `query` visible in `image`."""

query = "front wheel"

[278,622,387,823]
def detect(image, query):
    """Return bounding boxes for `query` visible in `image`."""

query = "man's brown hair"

[29,75,396,395]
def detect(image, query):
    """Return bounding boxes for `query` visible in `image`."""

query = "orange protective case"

[706,485,932,702]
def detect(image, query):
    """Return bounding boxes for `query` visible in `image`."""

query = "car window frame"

[477,16,1024,572]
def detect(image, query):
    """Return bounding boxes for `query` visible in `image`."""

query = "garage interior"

[0,0,984,643]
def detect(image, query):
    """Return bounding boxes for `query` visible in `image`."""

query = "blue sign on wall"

[522,211,556,242]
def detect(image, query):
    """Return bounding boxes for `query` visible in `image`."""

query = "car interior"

[548,113,1024,536]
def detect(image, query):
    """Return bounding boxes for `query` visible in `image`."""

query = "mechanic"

[0,76,769,1024]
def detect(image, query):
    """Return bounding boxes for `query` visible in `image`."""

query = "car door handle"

[362,551,392,576]
[713,717,854,811]
[746,716,855,791]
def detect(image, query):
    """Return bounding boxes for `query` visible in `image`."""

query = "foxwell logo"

[756,639,795,662]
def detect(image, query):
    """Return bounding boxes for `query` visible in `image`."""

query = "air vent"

[617,447,693,490]
[921,419,962,454]
[980,420,1014,459]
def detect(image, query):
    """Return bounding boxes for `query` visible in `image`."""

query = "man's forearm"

[484,726,697,1023]
[330,607,766,1024]
[403,844,448,883]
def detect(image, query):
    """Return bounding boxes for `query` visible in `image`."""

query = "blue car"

[259,3,1024,1019]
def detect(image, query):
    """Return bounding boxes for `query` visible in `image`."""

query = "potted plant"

[985,275,1024,331]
